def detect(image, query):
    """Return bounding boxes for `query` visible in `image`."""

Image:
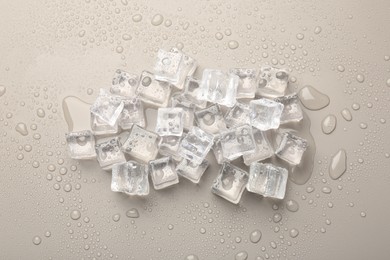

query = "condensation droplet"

[151,14,164,26]
[235,251,248,260]
[359,123,368,129]
[337,65,345,72]
[314,26,322,34]
[215,32,223,40]
[122,34,132,41]
[356,74,365,83]
[249,230,262,243]
[352,103,360,110]
[184,255,199,260]
[15,123,28,136]
[116,46,124,54]
[228,40,239,49]
[70,210,81,220]
[286,200,299,212]
[32,236,42,245]
[321,114,337,134]
[132,14,142,22]
[289,228,299,238]
[296,33,304,40]
[0,85,6,97]
[126,208,139,218]
[112,214,121,222]
[322,186,332,194]
[273,213,282,223]
[341,108,352,121]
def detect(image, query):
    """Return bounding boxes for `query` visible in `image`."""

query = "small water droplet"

[228,40,239,49]
[112,214,121,222]
[184,255,199,260]
[126,208,139,218]
[215,32,223,40]
[122,34,132,41]
[0,85,6,97]
[352,103,360,110]
[321,114,337,134]
[235,251,248,260]
[296,33,304,40]
[286,200,299,212]
[32,236,42,245]
[322,186,332,194]
[168,224,174,230]
[337,65,345,72]
[151,14,164,26]
[360,211,366,218]
[359,123,368,129]
[249,229,262,243]
[314,26,322,34]
[273,213,282,223]
[356,74,365,83]
[45,231,51,237]
[116,46,124,54]
[341,108,352,121]
[289,228,299,238]
[15,123,28,136]
[132,14,142,22]
[70,210,81,220]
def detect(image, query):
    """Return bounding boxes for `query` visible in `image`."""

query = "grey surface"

[1,0,390,259]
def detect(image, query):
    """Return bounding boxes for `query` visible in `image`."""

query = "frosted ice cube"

[194,104,227,135]
[182,76,207,108]
[211,134,225,164]
[198,69,238,107]
[171,94,195,131]
[247,162,288,199]
[224,102,251,128]
[137,71,172,107]
[256,66,289,98]
[111,161,149,196]
[149,156,179,190]
[95,137,126,170]
[154,48,197,89]
[275,132,307,165]
[178,126,214,165]
[230,68,257,99]
[121,125,161,163]
[65,130,96,159]
[110,69,139,97]
[249,98,284,131]
[90,89,124,126]
[91,112,119,135]
[274,94,303,124]
[220,124,256,161]
[159,135,182,161]
[176,159,209,184]
[155,107,184,136]
[211,162,249,204]
[243,128,273,165]
[119,98,145,130]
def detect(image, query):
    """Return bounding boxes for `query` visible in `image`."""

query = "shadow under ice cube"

[149,156,179,190]
[247,162,288,199]
[178,127,214,165]
[220,124,256,161]
[211,162,249,204]
[65,130,96,159]
[111,161,149,196]
[155,107,184,136]
[275,132,307,165]
[250,98,284,131]
[176,159,209,184]
[256,66,289,98]
[95,137,126,170]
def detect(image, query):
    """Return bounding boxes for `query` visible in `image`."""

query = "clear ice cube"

[230,68,257,99]
[90,89,124,126]
[178,126,214,165]
[249,98,284,131]
[243,128,273,165]
[275,132,308,165]
[137,71,172,108]
[220,124,256,161]
[198,69,238,107]
[159,135,182,161]
[121,125,161,163]
[256,66,289,98]
[176,158,209,184]
[211,134,225,164]
[211,162,249,204]
[110,69,139,97]
[95,137,126,170]
[65,130,97,159]
[247,162,288,199]
[274,93,303,124]
[194,104,227,135]
[182,76,207,108]
[111,161,149,196]
[119,98,145,130]
[91,112,119,135]
[170,48,198,89]
[224,102,251,128]
[171,94,195,131]
[155,107,184,136]
[149,156,179,190]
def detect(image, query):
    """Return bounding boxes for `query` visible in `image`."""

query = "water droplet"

[314,26,322,34]
[228,40,239,49]
[341,108,352,121]
[78,30,86,37]
[296,33,304,40]
[360,211,366,218]
[286,200,299,212]
[168,224,174,230]
[116,46,124,54]
[151,14,164,26]
[122,34,132,41]
[273,213,282,223]
[64,183,72,192]
[87,88,93,95]
[126,208,139,218]
[289,228,299,238]
[0,85,6,97]
[352,103,360,110]
[306,185,315,193]
[249,230,262,243]
[45,231,51,237]
[322,186,332,194]
[70,210,81,220]
[321,114,337,134]
[32,236,42,245]
[215,32,223,40]
[298,85,330,110]
[184,255,199,260]
[112,214,121,222]
[356,74,365,83]
[15,123,28,136]
[359,123,368,129]
[235,251,248,260]
[200,227,206,234]
[132,14,142,22]
[337,65,345,72]
[386,78,390,87]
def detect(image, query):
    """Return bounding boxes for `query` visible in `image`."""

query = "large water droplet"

[151,14,164,26]
[321,114,337,134]
[249,230,262,243]
[341,108,352,121]
[15,123,28,136]
[329,149,347,180]
[235,251,248,260]
[298,85,330,110]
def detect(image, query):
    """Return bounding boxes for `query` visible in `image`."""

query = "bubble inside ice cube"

[155,107,185,136]
[95,137,126,170]
[220,124,256,161]
[256,66,289,98]
[149,156,179,190]
[65,130,97,160]
[111,69,139,97]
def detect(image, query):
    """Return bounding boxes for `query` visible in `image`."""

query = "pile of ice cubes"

[65,47,308,204]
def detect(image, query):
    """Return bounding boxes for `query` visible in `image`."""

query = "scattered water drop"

[15,123,28,136]
[273,213,282,223]
[341,108,352,121]
[151,14,164,26]
[168,224,174,230]
[321,114,337,134]
[0,85,6,97]
[296,33,304,40]
[112,214,121,222]
[298,85,330,110]
[322,186,332,194]
[70,210,81,220]
[352,103,360,110]
[126,208,139,218]
[45,231,51,237]
[235,251,248,260]
[289,228,299,238]
[228,40,239,49]
[215,32,223,40]
[314,26,322,34]
[116,46,124,54]
[249,230,262,243]
[64,183,72,192]
[184,255,199,260]
[360,211,366,218]
[122,34,132,41]
[386,78,390,87]
[132,14,142,22]
[359,123,368,129]
[32,236,42,245]
[356,74,365,83]
[286,200,299,212]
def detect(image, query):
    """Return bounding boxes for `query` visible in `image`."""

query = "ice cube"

[211,162,249,204]
[95,137,126,170]
[176,158,209,184]
[178,126,214,165]
[155,107,184,136]
[182,76,207,108]
[224,102,251,128]
[154,48,197,89]
[249,98,284,131]
[246,162,288,199]
[91,112,119,135]
[256,66,289,98]
[119,98,145,130]
[121,125,161,163]
[171,94,195,131]
[149,156,179,190]
[159,135,182,161]
[274,94,303,124]
[275,132,307,165]
[90,89,124,126]
[65,130,97,159]
[243,128,273,165]
[137,71,172,107]
[111,161,149,196]
[220,124,256,161]
[110,69,139,97]
[198,69,238,107]
[211,134,225,164]
[230,68,257,99]
[194,104,227,135]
